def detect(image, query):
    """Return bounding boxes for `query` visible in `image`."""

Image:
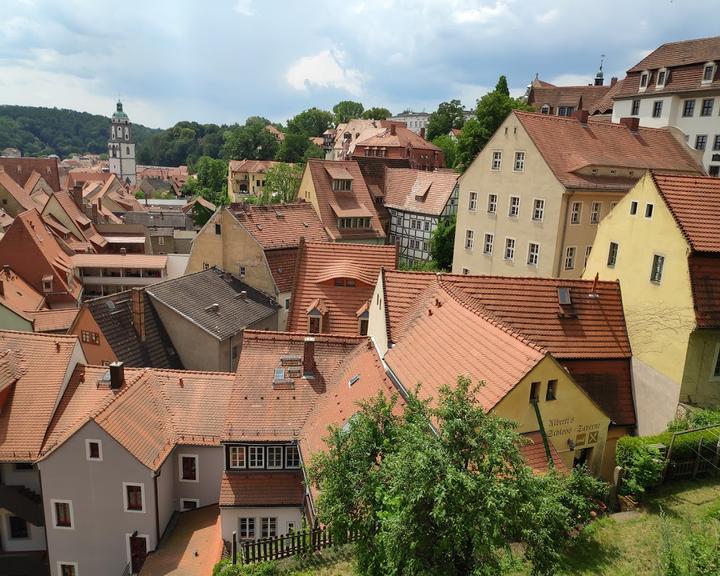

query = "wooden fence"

[663,425,720,481]
[230,525,358,565]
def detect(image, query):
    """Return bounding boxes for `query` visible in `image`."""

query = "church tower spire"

[108,100,137,186]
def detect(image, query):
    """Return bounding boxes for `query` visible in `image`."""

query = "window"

[703,64,715,83]
[410,219,418,230]
[491,151,502,170]
[532,199,544,221]
[645,203,654,218]
[52,500,74,529]
[650,254,665,283]
[590,202,602,224]
[464,230,474,250]
[81,330,100,345]
[696,135,708,150]
[701,98,714,116]
[124,483,145,513]
[570,201,582,224]
[181,499,199,511]
[631,99,640,115]
[546,379,558,401]
[640,72,648,88]
[504,238,515,261]
[229,446,246,469]
[508,196,520,217]
[656,69,666,86]
[85,439,102,461]
[308,316,321,333]
[541,104,550,114]
[267,446,283,469]
[157,236,165,247]
[9,516,29,539]
[239,266,246,278]
[630,201,638,215]
[180,455,198,482]
[564,247,576,270]
[240,518,255,539]
[461,267,470,275]
[529,381,540,403]
[248,446,265,468]
[714,135,720,151]
[610,201,618,211]
[487,193,497,214]
[423,221,430,232]
[215,223,221,235]
[468,192,477,211]
[483,233,494,255]
[682,99,695,117]
[203,262,209,270]
[59,563,78,576]
[652,101,663,118]
[527,242,540,266]
[332,178,352,191]
[711,165,720,177]
[42,276,53,293]
[261,517,277,538]
[584,245,592,267]
[607,242,619,267]
[285,445,300,468]
[513,151,525,172]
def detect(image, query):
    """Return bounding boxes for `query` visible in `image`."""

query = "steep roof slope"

[529,85,612,114]
[0,158,60,192]
[0,169,42,214]
[628,36,720,72]
[383,168,458,216]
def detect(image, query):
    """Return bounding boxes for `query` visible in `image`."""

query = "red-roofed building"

[0,166,45,217]
[453,109,704,279]
[227,160,291,201]
[0,157,61,193]
[526,70,618,117]
[286,240,397,335]
[586,171,720,433]
[352,122,445,171]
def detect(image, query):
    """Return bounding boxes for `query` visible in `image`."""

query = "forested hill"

[0,105,161,158]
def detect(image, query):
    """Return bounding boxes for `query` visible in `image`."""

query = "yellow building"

[368,270,635,479]
[452,110,703,278]
[227,160,286,202]
[584,172,720,434]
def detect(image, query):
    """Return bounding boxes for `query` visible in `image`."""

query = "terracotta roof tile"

[520,432,569,475]
[528,85,612,114]
[0,169,42,214]
[627,36,720,72]
[0,268,46,313]
[71,253,167,269]
[219,471,304,507]
[688,255,720,328]
[652,173,720,253]
[228,203,329,250]
[355,123,441,151]
[514,111,703,190]
[383,168,458,216]
[26,308,78,332]
[0,158,60,192]
[228,160,284,174]
[304,160,385,242]
[264,248,298,293]
[287,242,397,335]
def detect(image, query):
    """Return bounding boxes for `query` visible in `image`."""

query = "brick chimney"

[109,361,125,390]
[420,127,426,139]
[619,117,640,132]
[390,123,396,136]
[71,184,83,208]
[575,110,589,124]
[131,288,146,342]
[303,337,316,377]
[610,77,618,87]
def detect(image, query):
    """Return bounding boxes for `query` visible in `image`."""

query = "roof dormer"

[656,67,668,88]
[702,61,716,85]
[324,165,353,191]
[639,70,650,92]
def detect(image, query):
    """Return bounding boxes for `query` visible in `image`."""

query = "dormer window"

[703,62,716,84]
[639,71,649,89]
[332,178,352,191]
[656,68,667,87]
[42,275,53,293]
[540,104,550,114]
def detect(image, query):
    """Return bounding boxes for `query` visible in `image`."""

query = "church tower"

[108,100,137,185]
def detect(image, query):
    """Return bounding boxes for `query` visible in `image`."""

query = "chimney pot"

[619,117,640,132]
[109,361,125,390]
[610,76,618,87]
[575,110,589,124]
[303,337,316,377]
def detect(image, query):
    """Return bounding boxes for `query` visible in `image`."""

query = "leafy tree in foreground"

[275,133,312,163]
[310,377,607,576]
[426,99,467,141]
[222,118,278,161]
[430,214,456,271]
[431,134,458,169]
[261,163,303,204]
[362,107,392,120]
[182,156,228,215]
[333,100,365,124]
[286,107,334,137]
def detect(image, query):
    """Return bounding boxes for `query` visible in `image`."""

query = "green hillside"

[0,104,161,158]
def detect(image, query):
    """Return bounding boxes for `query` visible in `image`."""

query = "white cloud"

[547,73,594,86]
[233,0,253,16]
[536,8,558,24]
[285,48,365,95]
[452,1,510,24]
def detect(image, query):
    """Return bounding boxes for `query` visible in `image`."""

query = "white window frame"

[527,242,540,266]
[504,237,515,261]
[266,446,284,470]
[702,62,716,85]
[590,202,601,224]
[261,517,277,538]
[157,236,165,246]
[532,198,544,222]
[564,246,576,270]
[239,517,256,539]
[180,498,200,511]
[508,196,520,218]
[248,445,265,469]
[85,439,103,462]
[584,245,592,267]
[483,233,494,255]
[122,482,146,514]
[656,67,667,87]
[285,445,301,469]
[57,562,78,576]
[513,151,525,172]
[491,151,502,171]
[639,71,649,90]
[710,343,720,381]
[228,446,246,469]
[468,192,478,211]
[487,193,497,214]
[464,229,474,251]
[650,253,665,284]
[570,201,582,225]
[179,454,199,483]
[51,499,75,530]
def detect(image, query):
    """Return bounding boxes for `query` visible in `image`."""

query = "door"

[130,535,148,574]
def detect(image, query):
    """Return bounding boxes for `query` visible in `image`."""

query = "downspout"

[153,470,160,547]
[531,400,554,468]
[554,191,573,277]
[38,466,50,562]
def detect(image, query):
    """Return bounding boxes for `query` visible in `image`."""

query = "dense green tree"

[260,163,303,204]
[361,107,392,120]
[311,377,606,576]
[286,107,334,137]
[430,214,456,270]
[302,143,325,162]
[431,134,458,169]
[221,118,279,161]
[182,156,228,208]
[495,75,510,96]
[275,133,312,163]
[333,101,365,125]
[137,121,227,167]
[426,99,466,141]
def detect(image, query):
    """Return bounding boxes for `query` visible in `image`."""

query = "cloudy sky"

[0,0,716,128]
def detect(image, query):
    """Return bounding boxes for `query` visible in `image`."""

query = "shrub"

[667,407,720,433]
[212,559,279,576]
[558,465,610,522]
[616,438,664,498]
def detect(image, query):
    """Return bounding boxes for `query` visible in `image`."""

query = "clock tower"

[108,100,137,185]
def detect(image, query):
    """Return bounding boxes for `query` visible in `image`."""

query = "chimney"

[240,290,248,301]
[575,110,589,124]
[303,337,316,377]
[610,77,618,87]
[109,361,125,390]
[619,117,640,132]
[420,127,426,139]
[72,184,83,208]
[131,288,146,342]
[390,123,396,136]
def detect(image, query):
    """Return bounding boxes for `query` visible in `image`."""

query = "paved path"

[140,505,223,576]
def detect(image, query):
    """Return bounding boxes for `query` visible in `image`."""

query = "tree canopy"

[310,377,608,576]
[286,107,334,137]
[333,100,365,124]
[275,133,313,163]
[137,121,225,167]
[260,163,303,204]
[431,134,459,169]
[426,99,467,141]
[430,214,456,270]
[182,156,228,210]
[362,107,392,120]
[221,117,279,161]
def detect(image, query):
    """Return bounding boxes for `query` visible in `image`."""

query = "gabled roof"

[85,290,181,369]
[227,202,329,250]
[628,36,720,72]
[228,159,284,174]
[264,248,298,293]
[146,268,278,341]
[71,253,167,269]
[0,158,60,192]
[26,308,78,333]
[383,168,458,216]
[514,111,703,190]
[354,123,441,151]
[688,255,720,329]
[304,160,385,241]
[220,471,304,507]
[0,267,46,313]
[528,85,612,114]
[0,169,42,214]
[46,191,107,249]
[287,241,397,335]
[652,172,720,253]
[0,331,80,462]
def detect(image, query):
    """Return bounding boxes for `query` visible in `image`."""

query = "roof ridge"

[242,329,368,343]
[515,110,680,134]
[384,268,621,287]
[0,329,78,341]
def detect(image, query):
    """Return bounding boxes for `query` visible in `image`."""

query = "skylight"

[557,287,572,306]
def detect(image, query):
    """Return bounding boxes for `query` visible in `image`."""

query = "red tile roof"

[652,173,720,253]
[354,123,441,151]
[528,85,612,114]
[304,160,385,242]
[287,241,397,335]
[0,169,42,214]
[228,203,329,250]
[0,158,60,192]
[26,308,78,333]
[514,111,703,190]
[71,253,168,269]
[688,255,720,329]
[383,168,458,216]
[0,267,46,313]
[520,432,569,475]
[228,160,285,174]
[219,471,304,507]
[264,248,299,293]
[628,36,720,72]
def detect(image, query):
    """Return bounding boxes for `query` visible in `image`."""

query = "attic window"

[557,287,572,306]
[639,71,649,89]
[656,68,667,87]
[42,275,53,293]
[348,374,360,387]
[332,179,352,192]
[274,367,285,380]
[280,355,302,366]
[703,62,715,84]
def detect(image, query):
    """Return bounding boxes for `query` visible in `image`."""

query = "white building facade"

[108,101,137,186]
